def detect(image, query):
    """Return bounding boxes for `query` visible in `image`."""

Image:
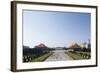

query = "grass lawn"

[31,52,54,62]
[65,51,91,60]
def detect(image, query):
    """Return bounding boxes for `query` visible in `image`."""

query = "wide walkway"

[45,50,73,61]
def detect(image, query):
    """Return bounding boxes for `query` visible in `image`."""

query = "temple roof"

[69,43,82,48]
[35,43,47,48]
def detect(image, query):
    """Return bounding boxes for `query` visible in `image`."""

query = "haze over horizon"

[23,10,91,48]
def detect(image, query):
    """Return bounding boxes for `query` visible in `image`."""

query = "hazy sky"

[23,10,91,48]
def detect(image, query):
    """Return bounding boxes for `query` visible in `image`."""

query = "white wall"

[0,0,99,73]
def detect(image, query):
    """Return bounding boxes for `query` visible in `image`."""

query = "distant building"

[35,43,47,48]
[69,43,82,51]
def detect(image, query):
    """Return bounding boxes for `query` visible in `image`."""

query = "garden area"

[65,51,91,60]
